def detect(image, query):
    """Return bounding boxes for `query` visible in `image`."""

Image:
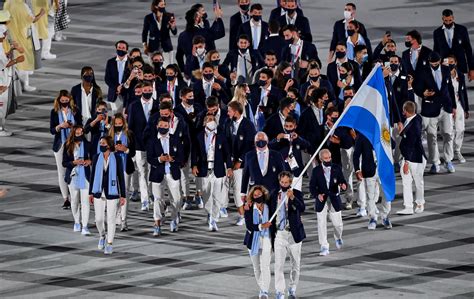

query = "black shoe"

[62,199,71,210]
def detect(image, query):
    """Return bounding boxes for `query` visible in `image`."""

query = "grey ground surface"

[0,0,473,298]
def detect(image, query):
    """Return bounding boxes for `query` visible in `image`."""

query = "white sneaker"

[356,208,367,217]
[414,204,424,214]
[0,130,12,137]
[397,208,414,215]
[235,216,245,226]
[456,153,466,164]
[42,53,57,60]
[23,85,36,92]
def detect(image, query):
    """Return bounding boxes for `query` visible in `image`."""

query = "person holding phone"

[50,90,82,210]
[142,0,177,67]
[84,101,112,158]
[147,117,183,235]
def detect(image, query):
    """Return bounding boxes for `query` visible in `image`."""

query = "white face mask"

[196,47,206,56]
[206,121,217,131]
[344,10,352,20]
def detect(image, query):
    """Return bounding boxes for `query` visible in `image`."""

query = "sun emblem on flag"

[381,125,391,146]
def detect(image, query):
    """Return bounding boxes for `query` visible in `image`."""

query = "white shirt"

[323,165,331,189]
[290,38,303,62]
[167,78,179,100]
[115,55,128,83]
[403,114,416,128]
[260,84,272,106]
[311,104,324,125]
[169,115,179,135]
[182,102,194,114]
[250,20,262,49]
[431,67,442,89]
[205,129,216,169]
[202,78,215,98]
[237,51,252,79]
[442,24,455,47]
[80,84,93,124]
[141,98,152,119]
[286,12,297,25]
[233,115,244,135]
[257,148,269,176]
[451,74,459,102]
[159,134,171,174]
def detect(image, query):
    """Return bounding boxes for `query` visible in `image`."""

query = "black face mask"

[331,117,338,123]
[343,95,352,102]
[203,73,214,81]
[74,135,83,142]
[60,102,69,108]
[211,59,220,66]
[239,48,248,55]
[340,73,348,80]
[240,4,249,11]
[286,8,295,15]
[309,75,320,82]
[257,79,267,87]
[99,145,108,153]
[404,41,412,48]
[202,13,208,20]
[448,64,456,71]
[157,7,165,13]
[83,75,94,83]
[252,15,261,22]
[390,64,399,72]
[385,50,395,57]
[431,64,440,71]
[335,51,346,59]
[285,128,294,134]
[186,98,195,105]
[287,37,295,44]
[142,92,153,100]
[256,140,267,148]
[281,185,290,192]
[322,161,332,167]
[166,75,175,82]
[253,195,264,204]
[347,29,355,36]
[114,126,123,132]
[153,61,163,70]
[443,22,454,29]
[158,127,169,135]
[283,74,292,81]
[116,49,127,57]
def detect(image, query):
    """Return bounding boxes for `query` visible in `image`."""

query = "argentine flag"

[335,64,395,201]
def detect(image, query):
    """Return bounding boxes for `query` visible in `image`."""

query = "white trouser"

[134,151,150,203]
[274,230,302,294]
[53,145,69,199]
[152,174,181,221]
[117,172,131,222]
[18,71,34,88]
[162,51,175,67]
[357,175,380,210]
[201,173,226,221]
[340,147,354,202]
[230,168,244,208]
[249,237,271,293]
[453,102,465,154]
[0,88,9,130]
[131,159,139,192]
[42,16,54,55]
[423,110,454,164]
[291,176,302,191]
[317,201,343,248]
[392,125,402,165]
[363,176,391,220]
[401,158,426,208]
[94,197,119,244]
[68,183,90,227]
[180,162,191,198]
[108,96,123,116]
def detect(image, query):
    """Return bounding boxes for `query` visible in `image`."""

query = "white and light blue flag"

[335,64,395,201]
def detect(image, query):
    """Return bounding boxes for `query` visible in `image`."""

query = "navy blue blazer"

[127,99,159,151]
[193,79,230,107]
[225,117,257,168]
[195,107,228,132]
[384,77,402,125]
[433,23,474,74]
[296,107,324,154]
[329,19,367,52]
[191,130,231,178]
[309,164,347,213]
[401,45,432,77]
[113,131,136,175]
[277,14,312,43]
[104,57,130,102]
[237,20,269,50]
[249,84,282,120]
[391,72,415,122]
[158,79,187,107]
[327,60,362,99]
[268,6,304,23]
[353,134,376,178]
[400,114,426,163]
[269,188,306,244]
[223,49,264,78]
[70,84,99,116]
[83,115,112,158]
[259,34,286,63]
[49,108,82,152]
[147,134,182,183]
[241,149,286,194]
[281,41,321,72]
[229,12,249,50]
[262,112,284,141]
[243,203,272,250]
[269,136,310,177]
[414,65,454,117]
[89,153,126,199]
[142,12,177,53]
[62,140,91,185]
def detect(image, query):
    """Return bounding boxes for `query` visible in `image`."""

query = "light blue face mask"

[362,54,369,63]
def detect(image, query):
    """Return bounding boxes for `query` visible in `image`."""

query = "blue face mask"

[362,54,369,63]
[158,127,169,135]
[256,140,267,148]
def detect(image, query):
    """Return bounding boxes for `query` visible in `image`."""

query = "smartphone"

[213,0,220,9]
[384,61,391,68]
[116,140,122,145]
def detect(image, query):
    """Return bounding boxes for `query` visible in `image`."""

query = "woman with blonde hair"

[4,0,45,91]
[243,185,272,299]
[108,113,136,231]
[50,89,81,209]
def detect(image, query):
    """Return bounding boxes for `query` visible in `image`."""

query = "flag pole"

[268,63,383,223]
